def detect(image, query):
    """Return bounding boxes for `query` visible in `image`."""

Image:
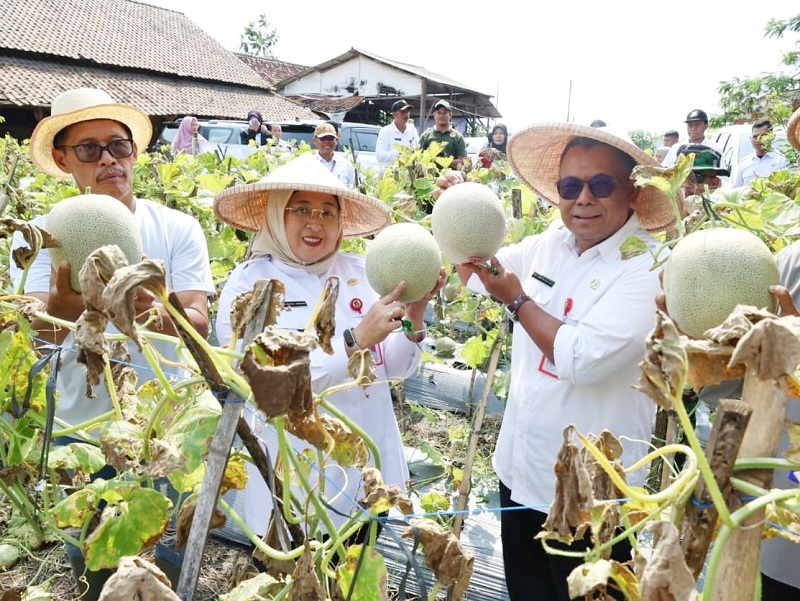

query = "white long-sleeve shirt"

[731,150,790,187]
[483,215,661,511]
[215,252,420,539]
[376,121,419,165]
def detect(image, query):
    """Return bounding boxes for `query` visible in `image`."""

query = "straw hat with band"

[214,152,390,238]
[507,122,680,233]
[788,105,800,153]
[29,88,153,178]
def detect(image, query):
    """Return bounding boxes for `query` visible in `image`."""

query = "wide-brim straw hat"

[507,122,679,233]
[214,152,390,238]
[788,105,800,153]
[30,88,153,177]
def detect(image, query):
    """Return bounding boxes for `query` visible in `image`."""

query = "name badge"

[538,355,558,379]
[285,301,307,307]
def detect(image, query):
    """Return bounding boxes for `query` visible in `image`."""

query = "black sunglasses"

[57,139,134,163]
[555,174,617,200]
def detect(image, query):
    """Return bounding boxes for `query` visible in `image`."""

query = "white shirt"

[661,136,724,167]
[479,215,661,511]
[376,121,419,165]
[316,152,356,187]
[215,253,420,539]
[731,150,791,187]
[10,198,215,426]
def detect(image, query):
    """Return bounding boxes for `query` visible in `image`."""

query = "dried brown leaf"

[101,260,168,351]
[347,348,378,387]
[360,468,413,515]
[704,304,775,344]
[241,328,317,419]
[75,309,109,397]
[729,315,800,380]
[639,521,699,601]
[540,426,594,543]
[0,217,58,271]
[764,501,800,543]
[291,543,325,601]
[285,413,368,468]
[109,341,139,420]
[79,245,131,309]
[10,296,46,322]
[176,498,227,549]
[401,518,474,596]
[634,311,687,410]
[229,278,285,341]
[96,555,180,601]
[683,339,744,390]
[313,276,339,355]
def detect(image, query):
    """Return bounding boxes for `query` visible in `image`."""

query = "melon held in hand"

[365,222,442,303]
[662,228,779,339]
[431,182,506,265]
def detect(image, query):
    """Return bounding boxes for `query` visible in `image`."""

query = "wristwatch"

[505,294,533,322]
[343,328,363,351]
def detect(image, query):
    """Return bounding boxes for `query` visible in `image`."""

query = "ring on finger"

[387,310,394,319]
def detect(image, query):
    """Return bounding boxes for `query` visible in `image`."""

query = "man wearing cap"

[731,119,791,187]
[675,143,729,196]
[313,122,357,187]
[663,130,679,147]
[661,109,723,167]
[419,99,467,169]
[9,87,215,595]
[453,124,679,600]
[376,99,419,166]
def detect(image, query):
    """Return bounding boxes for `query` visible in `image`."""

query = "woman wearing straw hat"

[213,152,444,545]
[454,123,680,600]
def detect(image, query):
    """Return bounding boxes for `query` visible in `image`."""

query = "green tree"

[714,14,800,127]
[239,14,278,58]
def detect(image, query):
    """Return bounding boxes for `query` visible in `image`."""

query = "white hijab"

[249,190,343,275]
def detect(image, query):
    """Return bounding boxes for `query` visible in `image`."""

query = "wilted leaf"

[401,518,474,597]
[634,311,687,410]
[313,276,339,355]
[241,327,316,418]
[632,153,693,200]
[620,235,649,260]
[47,443,106,476]
[729,315,800,380]
[683,339,744,390]
[360,467,413,515]
[79,245,130,310]
[638,521,699,601]
[291,543,325,601]
[83,486,171,570]
[96,555,179,600]
[101,259,168,351]
[347,348,377,387]
[0,217,58,272]
[764,500,800,543]
[218,573,282,601]
[229,278,285,342]
[176,497,227,548]
[567,558,612,599]
[99,421,146,474]
[74,310,109,395]
[285,413,368,468]
[336,544,389,601]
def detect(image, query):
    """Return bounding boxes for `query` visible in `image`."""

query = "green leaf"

[156,389,221,475]
[336,544,388,601]
[620,236,649,260]
[47,443,106,475]
[83,486,171,570]
[52,479,108,528]
[461,335,490,369]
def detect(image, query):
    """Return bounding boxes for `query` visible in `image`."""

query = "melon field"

[1,134,800,600]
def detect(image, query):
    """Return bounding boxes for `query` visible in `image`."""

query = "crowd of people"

[9,85,800,600]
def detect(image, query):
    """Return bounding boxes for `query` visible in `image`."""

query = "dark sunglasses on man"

[56,138,134,163]
[555,174,617,200]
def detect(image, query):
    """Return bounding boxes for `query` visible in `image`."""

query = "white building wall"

[281,56,422,97]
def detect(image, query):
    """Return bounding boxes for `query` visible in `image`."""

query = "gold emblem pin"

[348,278,359,286]
[590,279,600,290]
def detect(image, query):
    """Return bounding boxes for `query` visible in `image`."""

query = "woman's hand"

[352,282,407,349]
[458,256,523,306]
[431,170,466,200]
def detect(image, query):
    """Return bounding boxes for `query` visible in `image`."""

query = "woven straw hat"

[507,122,679,233]
[214,153,390,238]
[788,106,800,153]
[29,88,153,177]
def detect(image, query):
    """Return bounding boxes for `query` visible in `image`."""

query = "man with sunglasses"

[675,143,729,196]
[10,87,214,597]
[452,123,679,601]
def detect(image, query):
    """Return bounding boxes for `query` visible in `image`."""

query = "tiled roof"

[235,54,308,87]
[284,95,365,115]
[0,0,266,88]
[0,56,319,121]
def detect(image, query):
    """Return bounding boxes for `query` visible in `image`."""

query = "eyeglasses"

[56,139,134,163]
[555,174,617,200]
[284,206,340,222]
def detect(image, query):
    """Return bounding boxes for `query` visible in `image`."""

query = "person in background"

[419,99,467,170]
[313,122,356,187]
[675,143,729,196]
[730,119,791,187]
[655,145,671,163]
[171,115,205,154]
[478,123,509,167]
[269,122,290,151]
[10,86,215,597]
[212,153,444,546]
[376,99,419,166]
[661,109,723,167]
[663,130,680,148]
[589,119,607,127]
[445,123,678,600]
[240,109,271,146]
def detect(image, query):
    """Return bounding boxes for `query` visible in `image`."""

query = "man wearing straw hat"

[455,123,680,600]
[9,87,215,595]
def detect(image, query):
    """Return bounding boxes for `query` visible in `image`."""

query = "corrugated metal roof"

[0,56,318,121]
[0,0,267,88]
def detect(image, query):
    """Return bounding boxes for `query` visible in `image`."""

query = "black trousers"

[499,481,631,601]
[761,573,799,601]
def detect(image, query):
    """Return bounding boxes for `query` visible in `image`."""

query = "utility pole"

[566,79,573,122]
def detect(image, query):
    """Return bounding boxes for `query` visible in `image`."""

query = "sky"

[145,0,797,137]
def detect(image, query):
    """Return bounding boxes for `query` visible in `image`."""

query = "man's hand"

[431,170,466,200]
[770,284,799,317]
[48,261,85,323]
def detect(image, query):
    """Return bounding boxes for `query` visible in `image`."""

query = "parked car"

[710,123,791,185]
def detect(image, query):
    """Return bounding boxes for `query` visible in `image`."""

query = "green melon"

[435,336,457,357]
[365,222,442,303]
[431,182,506,265]
[46,194,143,292]
[663,228,779,338]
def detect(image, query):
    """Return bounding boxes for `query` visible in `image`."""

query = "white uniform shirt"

[315,152,356,187]
[10,198,215,426]
[376,121,419,165]
[731,150,790,187]
[484,214,661,511]
[661,136,724,167]
[215,253,420,537]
